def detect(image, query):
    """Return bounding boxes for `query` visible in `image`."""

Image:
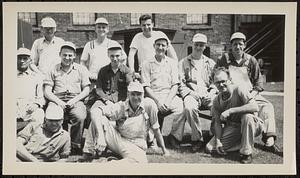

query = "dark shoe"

[71,147,83,155]
[191,141,204,153]
[168,135,180,149]
[78,152,94,162]
[240,154,252,164]
[216,146,227,156]
[264,144,282,154]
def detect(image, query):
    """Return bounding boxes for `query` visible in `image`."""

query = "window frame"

[72,12,97,26]
[18,12,38,26]
[186,14,210,25]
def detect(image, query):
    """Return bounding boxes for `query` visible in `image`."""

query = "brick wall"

[32,13,233,61]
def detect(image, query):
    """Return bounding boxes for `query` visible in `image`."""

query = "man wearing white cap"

[17,47,45,132]
[216,32,280,154]
[81,17,127,82]
[128,14,178,79]
[31,17,65,75]
[90,42,133,109]
[178,33,217,152]
[82,81,169,163]
[44,41,90,154]
[141,35,184,149]
[17,105,71,162]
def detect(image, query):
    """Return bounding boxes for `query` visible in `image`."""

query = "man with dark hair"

[206,67,264,164]
[216,32,280,153]
[44,41,90,154]
[17,105,71,162]
[128,14,178,79]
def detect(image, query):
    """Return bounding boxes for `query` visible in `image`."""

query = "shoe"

[78,152,94,162]
[264,144,282,154]
[191,141,204,153]
[168,135,180,149]
[240,154,252,164]
[71,147,83,155]
[216,146,227,156]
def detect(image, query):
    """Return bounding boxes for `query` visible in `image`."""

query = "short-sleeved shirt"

[130,31,171,70]
[81,38,127,79]
[211,85,255,123]
[31,36,65,75]
[216,52,264,92]
[18,122,71,161]
[96,64,132,103]
[99,98,160,149]
[141,56,179,96]
[44,63,90,101]
[179,54,216,98]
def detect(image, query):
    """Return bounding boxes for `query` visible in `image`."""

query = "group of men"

[16,14,280,164]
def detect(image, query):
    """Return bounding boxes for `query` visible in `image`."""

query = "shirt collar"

[57,63,76,73]
[150,56,169,65]
[124,99,145,114]
[229,52,247,66]
[17,68,32,75]
[187,54,208,66]
[42,36,57,44]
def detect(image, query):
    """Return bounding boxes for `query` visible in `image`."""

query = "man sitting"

[17,105,71,162]
[17,47,45,132]
[82,82,169,163]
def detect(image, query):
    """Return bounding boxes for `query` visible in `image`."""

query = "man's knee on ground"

[90,107,103,122]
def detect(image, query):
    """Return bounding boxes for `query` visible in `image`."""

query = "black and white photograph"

[2,2,297,175]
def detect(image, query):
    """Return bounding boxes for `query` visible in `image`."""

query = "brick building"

[18,12,284,82]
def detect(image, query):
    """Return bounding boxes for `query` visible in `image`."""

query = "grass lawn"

[68,94,283,164]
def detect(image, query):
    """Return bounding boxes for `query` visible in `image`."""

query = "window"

[130,13,143,25]
[18,12,37,26]
[187,14,208,24]
[72,13,96,25]
[241,15,262,23]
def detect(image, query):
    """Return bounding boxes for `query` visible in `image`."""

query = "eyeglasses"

[214,80,227,85]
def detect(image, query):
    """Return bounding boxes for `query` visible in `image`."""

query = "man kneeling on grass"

[82,81,169,163]
[206,67,264,164]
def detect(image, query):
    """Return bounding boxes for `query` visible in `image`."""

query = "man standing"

[44,41,90,154]
[17,47,45,132]
[81,17,127,82]
[31,17,65,75]
[91,42,133,109]
[82,82,169,163]
[128,14,178,77]
[216,32,280,153]
[141,34,184,149]
[17,105,71,162]
[178,33,217,152]
[206,67,264,164]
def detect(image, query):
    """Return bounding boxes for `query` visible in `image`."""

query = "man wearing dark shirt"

[216,32,280,153]
[91,42,133,109]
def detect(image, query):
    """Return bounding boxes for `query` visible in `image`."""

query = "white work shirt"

[81,38,127,80]
[31,36,65,75]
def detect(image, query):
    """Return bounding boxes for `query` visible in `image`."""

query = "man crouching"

[206,67,264,164]
[82,81,169,163]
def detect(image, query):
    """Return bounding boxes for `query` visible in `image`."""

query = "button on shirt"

[31,36,65,75]
[141,56,179,96]
[96,64,132,103]
[17,69,44,118]
[18,122,71,161]
[81,38,127,79]
[44,63,90,101]
[179,54,216,98]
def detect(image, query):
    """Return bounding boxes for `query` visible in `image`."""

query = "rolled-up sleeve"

[43,69,54,87]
